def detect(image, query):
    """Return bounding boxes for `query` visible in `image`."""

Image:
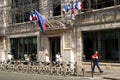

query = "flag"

[29,15,32,21]
[75,1,83,10]
[62,1,84,20]
[34,10,46,32]
[71,1,75,20]
[29,12,37,25]
[71,8,75,20]
[29,12,37,21]
[62,4,70,14]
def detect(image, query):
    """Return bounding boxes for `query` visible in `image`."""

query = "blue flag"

[33,10,46,32]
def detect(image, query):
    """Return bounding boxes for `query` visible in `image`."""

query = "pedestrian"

[28,54,32,62]
[91,51,103,73]
[7,53,13,64]
[45,53,50,65]
[24,54,30,63]
[31,53,36,61]
[56,52,62,66]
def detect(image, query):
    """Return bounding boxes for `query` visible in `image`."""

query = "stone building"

[0,0,120,70]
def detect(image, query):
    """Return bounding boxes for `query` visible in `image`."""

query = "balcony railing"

[7,19,66,34]
[7,22,38,34]
[75,5,120,26]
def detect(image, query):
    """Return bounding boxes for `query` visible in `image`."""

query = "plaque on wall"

[64,32,71,49]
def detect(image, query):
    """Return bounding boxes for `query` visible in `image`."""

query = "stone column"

[37,32,46,62]
[3,0,11,27]
[37,32,40,61]
[2,37,7,61]
[39,0,50,19]
[75,12,83,63]
[76,30,83,62]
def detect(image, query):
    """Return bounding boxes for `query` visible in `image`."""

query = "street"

[0,71,82,80]
[1,69,120,80]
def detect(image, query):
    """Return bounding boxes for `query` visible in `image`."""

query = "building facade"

[0,0,120,70]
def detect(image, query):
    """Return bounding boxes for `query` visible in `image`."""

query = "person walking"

[91,51,103,73]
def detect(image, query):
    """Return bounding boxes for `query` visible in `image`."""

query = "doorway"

[49,36,60,62]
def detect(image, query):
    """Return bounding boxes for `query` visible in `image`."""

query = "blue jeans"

[92,59,102,72]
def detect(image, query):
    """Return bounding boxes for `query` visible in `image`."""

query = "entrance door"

[49,37,60,62]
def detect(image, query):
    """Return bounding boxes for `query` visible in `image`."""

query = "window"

[14,0,19,7]
[96,0,114,9]
[11,0,39,23]
[83,0,115,10]
[82,29,120,62]
[24,11,30,22]
[23,0,31,5]
[32,0,39,3]
[10,37,37,60]
[53,0,61,16]
[116,0,120,5]
[15,14,23,23]
[82,0,89,10]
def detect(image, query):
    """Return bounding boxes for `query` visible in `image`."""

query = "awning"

[45,19,66,30]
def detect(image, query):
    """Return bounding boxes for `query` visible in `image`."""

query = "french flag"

[29,12,37,21]
[75,1,83,10]
[29,12,38,25]
[62,4,70,14]
[34,10,46,32]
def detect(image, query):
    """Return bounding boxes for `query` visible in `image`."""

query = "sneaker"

[100,71,103,73]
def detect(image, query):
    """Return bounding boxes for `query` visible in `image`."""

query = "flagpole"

[70,0,72,20]
[65,0,67,24]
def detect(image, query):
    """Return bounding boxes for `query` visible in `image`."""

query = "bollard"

[91,60,93,78]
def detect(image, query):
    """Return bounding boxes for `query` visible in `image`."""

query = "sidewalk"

[82,69,120,80]
[0,69,120,80]
[101,70,120,80]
